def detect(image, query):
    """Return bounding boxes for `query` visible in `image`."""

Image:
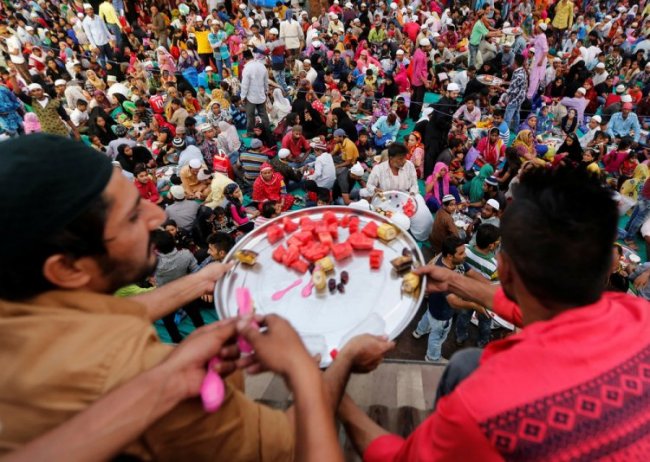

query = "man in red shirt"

[340,167,650,461]
[281,124,312,167]
[408,38,432,121]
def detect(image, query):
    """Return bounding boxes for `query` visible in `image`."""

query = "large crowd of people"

[2,0,650,460]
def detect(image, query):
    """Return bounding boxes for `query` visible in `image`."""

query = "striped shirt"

[464,245,498,281]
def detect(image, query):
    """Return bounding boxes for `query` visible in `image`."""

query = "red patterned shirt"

[364,289,650,461]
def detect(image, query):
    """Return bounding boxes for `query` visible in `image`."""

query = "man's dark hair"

[261,200,278,218]
[441,236,464,258]
[514,54,525,66]
[387,142,408,158]
[152,229,176,254]
[493,108,504,117]
[449,137,464,150]
[207,232,235,254]
[0,196,109,300]
[185,116,196,127]
[133,163,147,176]
[163,219,177,228]
[171,98,182,106]
[501,167,617,306]
[475,224,500,249]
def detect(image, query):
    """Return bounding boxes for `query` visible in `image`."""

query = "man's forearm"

[338,394,389,456]
[4,366,185,462]
[288,367,344,462]
[131,272,207,321]
[448,271,498,309]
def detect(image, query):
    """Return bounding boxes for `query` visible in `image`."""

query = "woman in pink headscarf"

[424,162,460,212]
[156,46,177,75]
[356,49,381,73]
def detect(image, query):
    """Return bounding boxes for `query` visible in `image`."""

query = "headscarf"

[210,89,230,110]
[467,164,494,202]
[512,129,536,160]
[217,121,241,153]
[252,162,284,202]
[621,164,650,200]
[426,162,451,203]
[407,131,424,160]
[557,132,583,163]
[285,9,294,22]
[157,46,177,75]
[224,182,242,207]
[85,70,106,90]
[272,88,292,119]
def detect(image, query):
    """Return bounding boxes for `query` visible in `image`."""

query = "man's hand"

[634,270,650,290]
[338,334,395,373]
[194,261,234,294]
[161,319,240,400]
[413,263,457,293]
[237,314,316,378]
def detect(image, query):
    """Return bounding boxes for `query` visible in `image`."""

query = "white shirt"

[453,70,469,94]
[366,160,419,195]
[305,66,318,84]
[82,14,112,47]
[592,70,608,86]
[178,145,204,168]
[70,108,89,127]
[279,19,304,50]
[580,126,599,149]
[308,153,336,189]
[409,194,434,241]
[7,35,25,64]
[240,59,268,105]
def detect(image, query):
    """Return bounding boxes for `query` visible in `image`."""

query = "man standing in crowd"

[240,52,270,136]
[81,3,114,66]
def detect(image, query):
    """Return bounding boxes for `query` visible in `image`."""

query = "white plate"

[214,206,427,367]
[370,190,418,218]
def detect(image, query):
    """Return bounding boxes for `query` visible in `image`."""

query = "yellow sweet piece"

[402,272,420,294]
[234,249,258,266]
[316,256,335,273]
[377,223,398,242]
[312,269,327,291]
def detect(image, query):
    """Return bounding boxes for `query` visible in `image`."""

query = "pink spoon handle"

[271,278,303,301]
[236,287,258,354]
[201,358,225,413]
[301,280,315,297]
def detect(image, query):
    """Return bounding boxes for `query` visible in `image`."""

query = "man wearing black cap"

[0,134,393,459]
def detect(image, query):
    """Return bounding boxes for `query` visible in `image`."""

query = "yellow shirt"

[194,30,212,55]
[335,138,359,164]
[0,291,294,460]
[99,1,120,26]
[552,1,574,29]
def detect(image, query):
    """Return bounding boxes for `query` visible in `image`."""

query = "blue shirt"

[428,256,470,320]
[607,112,642,142]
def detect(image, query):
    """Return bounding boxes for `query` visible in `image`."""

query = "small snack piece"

[234,249,258,266]
[328,278,337,293]
[282,246,300,266]
[318,232,334,246]
[401,272,421,294]
[403,198,416,217]
[323,211,339,226]
[391,254,413,273]
[290,258,310,274]
[340,271,349,285]
[362,221,379,238]
[266,224,285,244]
[331,241,353,261]
[312,268,327,291]
[316,256,335,273]
[348,232,374,250]
[272,245,287,263]
[328,223,339,241]
[337,282,346,293]
[377,223,399,242]
[308,262,316,274]
[340,215,351,228]
[300,216,316,231]
[349,216,360,233]
[283,217,299,233]
[301,242,330,262]
[402,247,412,257]
[369,249,384,270]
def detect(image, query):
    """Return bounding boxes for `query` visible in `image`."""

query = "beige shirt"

[0,291,293,460]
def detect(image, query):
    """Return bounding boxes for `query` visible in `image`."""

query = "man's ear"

[42,254,96,290]
[496,251,513,289]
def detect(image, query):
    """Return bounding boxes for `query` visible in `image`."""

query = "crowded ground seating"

[2,0,650,459]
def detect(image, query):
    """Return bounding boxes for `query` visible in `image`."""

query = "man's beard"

[98,234,159,293]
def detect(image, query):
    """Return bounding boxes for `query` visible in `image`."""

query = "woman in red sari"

[583,78,599,115]
[252,163,295,212]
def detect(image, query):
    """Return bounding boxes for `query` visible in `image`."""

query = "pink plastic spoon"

[271,278,303,301]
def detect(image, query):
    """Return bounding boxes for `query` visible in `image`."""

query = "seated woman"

[476,127,506,168]
[516,115,549,157]
[560,108,578,135]
[252,162,295,212]
[224,183,255,234]
[512,129,546,165]
[406,131,425,179]
[424,162,461,213]
[462,164,494,213]
[555,132,584,166]
[371,113,400,149]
